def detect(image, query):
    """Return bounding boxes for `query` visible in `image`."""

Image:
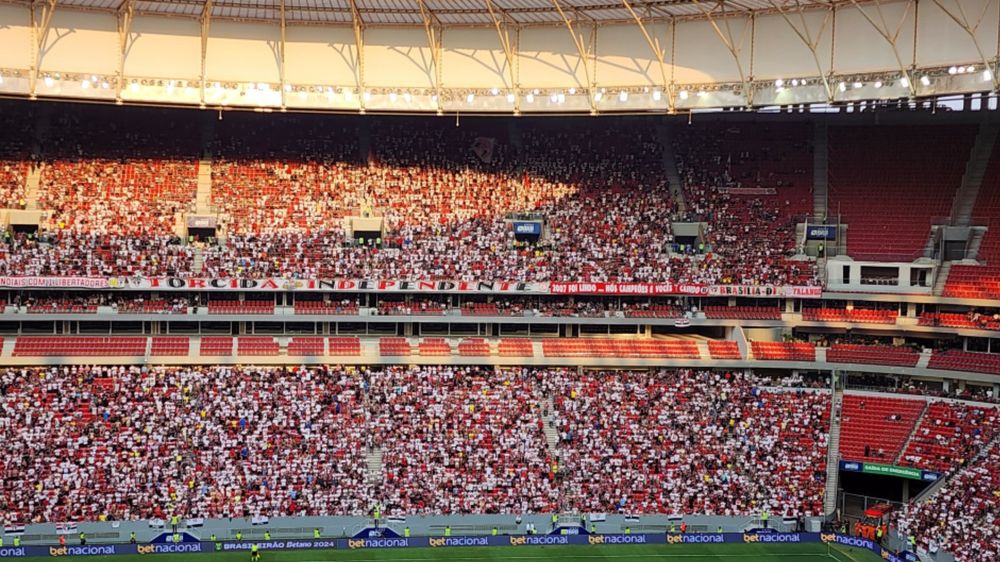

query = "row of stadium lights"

[17,65,995,108]
[775,66,992,92]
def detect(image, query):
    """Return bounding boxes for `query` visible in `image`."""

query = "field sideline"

[18,543,882,562]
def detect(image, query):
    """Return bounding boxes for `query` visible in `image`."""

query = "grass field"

[20,543,883,562]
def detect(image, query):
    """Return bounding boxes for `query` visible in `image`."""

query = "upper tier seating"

[839,394,925,464]
[803,307,898,324]
[919,312,1000,330]
[12,337,146,356]
[704,306,782,320]
[750,341,816,361]
[944,147,1000,299]
[928,350,1000,375]
[829,125,975,261]
[708,340,742,360]
[542,339,700,359]
[826,344,919,368]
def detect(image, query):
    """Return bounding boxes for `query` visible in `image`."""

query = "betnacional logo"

[346,539,407,550]
[0,548,25,558]
[508,536,569,546]
[666,534,684,544]
[137,544,203,555]
[49,546,116,557]
[428,537,488,548]
[743,533,801,544]
[821,533,837,544]
[585,535,647,545]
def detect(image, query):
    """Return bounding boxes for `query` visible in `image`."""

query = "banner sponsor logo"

[840,461,936,481]
[137,544,202,555]
[49,546,116,557]
[222,541,334,552]
[508,536,569,546]
[669,534,724,544]
[513,222,542,235]
[346,539,408,550]
[0,548,25,558]
[743,533,801,543]
[0,276,823,298]
[428,537,488,548]
[806,225,837,240]
[0,277,110,289]
[586,535,647,545]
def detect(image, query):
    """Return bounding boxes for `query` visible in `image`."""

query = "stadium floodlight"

[533,88,540,95]
[853,82,863,89]
[984,69,993,81]
[101,81,110,89]
[525,93,534,103]
[389,92,397,102]
[363,90,371,102]
[619,90,628,102]
[652,89,661,101]
[791,79,799,87]
[679,90,689,100]
[899,77,909,88]
[467,93,475,103]
[343,88,353,101]
[838,82,847,92]
[568,87,576,95]
[697,90,706,97]
[506,92,515,103]
[948,66,958,74]
[550,92,558,103]
[91,75,98,83]
[81,80,90,89]
[557,92,566,104]
[873,80,882,88]
[966,66,975,73]
[593,91,602,101]
[490,87,499,96]
[920,75,931,86]
[774,79,784,87]
[405,92,414,103]
[129,81,139,93]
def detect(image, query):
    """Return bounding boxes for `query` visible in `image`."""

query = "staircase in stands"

[23,163,42,210]
[195,158,213,214]
[542,394,560,457]
[657,123,687,214]
[365,447,384,485]
[951,122,1000,227]
[932,262,952,296]
[823,387,843,516]
[894,401,930,465]
[813,122,829,220]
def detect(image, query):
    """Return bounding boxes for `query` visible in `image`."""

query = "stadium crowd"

[551,369,830,517]
[0,108,818,286]
[897,442,1000,562]
[0,365,833,524]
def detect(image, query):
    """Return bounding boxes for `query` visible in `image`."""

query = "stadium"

[0,0,998,562]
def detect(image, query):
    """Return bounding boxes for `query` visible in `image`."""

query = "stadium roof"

[8,0,846,26]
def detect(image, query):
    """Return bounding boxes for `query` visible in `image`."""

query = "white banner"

[0,277,822,298]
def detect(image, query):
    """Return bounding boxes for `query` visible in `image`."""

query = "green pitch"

[22,543,882,562]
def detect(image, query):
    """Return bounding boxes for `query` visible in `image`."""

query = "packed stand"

[672,122,817,287]
[0,365,373,524]
[899,401,998,474]
[896,441,1000,562]
[551,369,829,516]
[0,101,36,209]
[367,366,558,515]
[38,105,200,236]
